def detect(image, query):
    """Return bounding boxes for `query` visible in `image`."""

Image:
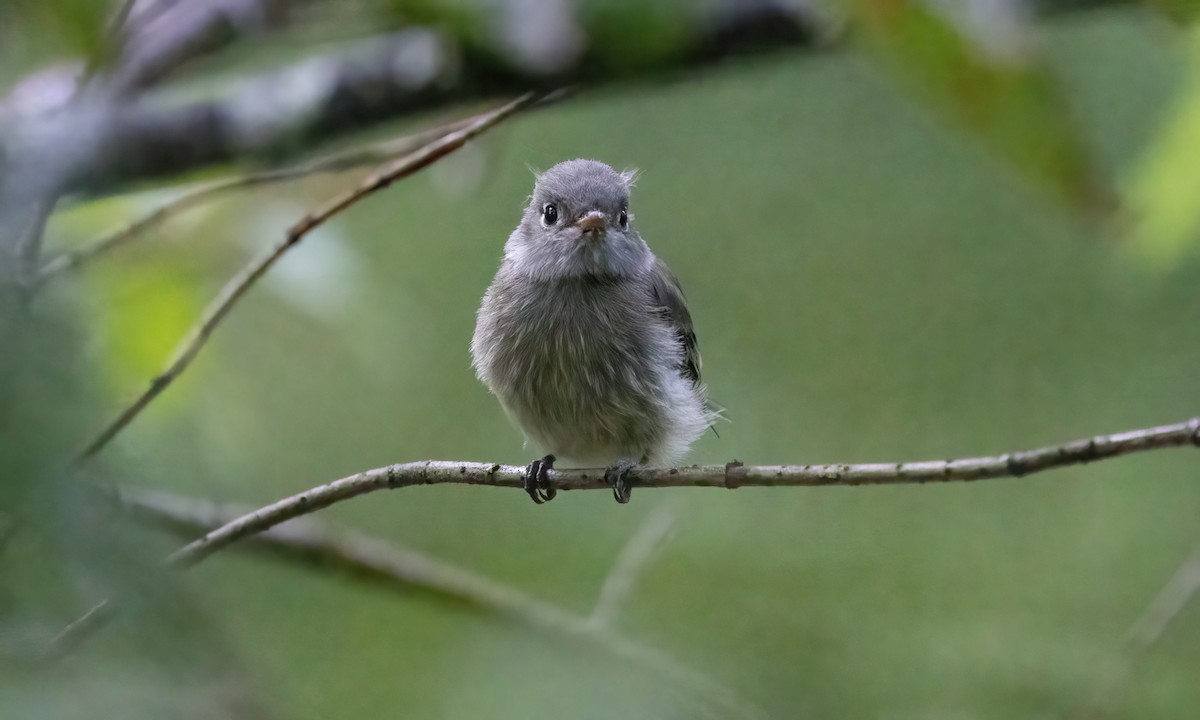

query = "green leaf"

[848,0,1110,213]
[1124,22,1200,268]
[1143,0,1200,24]
[52,193,210,410]
[8,0,112,61]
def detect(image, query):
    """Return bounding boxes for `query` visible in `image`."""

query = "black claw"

[605,459,638,504]
[523,454,557,504]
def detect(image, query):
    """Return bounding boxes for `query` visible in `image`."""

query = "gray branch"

[5,0,824,199]
[157,417,1200,572]
[51,417,1200,658]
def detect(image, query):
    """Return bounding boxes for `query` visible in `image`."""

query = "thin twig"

[52,417,1200,655]
[37,118,471,284]
[107,488,773,719]
[76,93,539,461]
[1077,539,1200,720]
[161,417,1200,569]
[15,198,55,291]
[589,504,677,630]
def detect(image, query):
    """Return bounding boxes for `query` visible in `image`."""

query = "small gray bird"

[471,159,716,504]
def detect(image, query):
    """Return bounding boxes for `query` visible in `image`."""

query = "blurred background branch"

[117,486,768,720]
[1,0,825,201]
[1079,539,1200,719]
[587,504,677,631]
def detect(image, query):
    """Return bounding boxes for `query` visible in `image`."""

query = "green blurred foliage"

[1145,0,1200,23]
[849,0,1112,213]
[54,194,211,403]
[2,3,1200,720]
[1,0,112,75]
[1126,21,1200,268]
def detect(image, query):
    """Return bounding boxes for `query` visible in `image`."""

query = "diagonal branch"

[52,417,1200,655]
[76,92,539,461]
[37,116,473,283]
[117,487,771,719]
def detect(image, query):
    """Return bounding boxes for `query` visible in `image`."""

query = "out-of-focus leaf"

[1125,22,1200,268]
[1143,0,1200,23]
[53,195,210,411]
[848,0,1110,213]
[89,262,204,400]
[7,0,112,61]
[580,0,694,72]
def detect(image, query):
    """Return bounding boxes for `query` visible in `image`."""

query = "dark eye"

[542,203,559,226]
[618,207,628,229]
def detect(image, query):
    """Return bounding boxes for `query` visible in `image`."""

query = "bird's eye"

[618,208,628,229]
[542,203,559,226]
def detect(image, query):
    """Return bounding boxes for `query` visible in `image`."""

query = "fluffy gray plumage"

[471,159,715,472]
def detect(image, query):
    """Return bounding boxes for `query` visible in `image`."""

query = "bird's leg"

[604,457,639,504]
[523,454,557,504]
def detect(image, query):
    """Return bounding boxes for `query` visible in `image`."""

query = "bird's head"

[505,159,652,279]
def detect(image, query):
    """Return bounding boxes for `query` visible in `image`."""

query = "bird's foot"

[604,458,638,504]
[523,454,557,504]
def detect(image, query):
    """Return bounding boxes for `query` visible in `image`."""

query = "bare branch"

[76,93,538,460]
[37,116,472,283]
[1078,539,1200,720]
[96,487,773,719]
[50,417,1200,655]
[589,504,677,630]
[155,417,1200,571]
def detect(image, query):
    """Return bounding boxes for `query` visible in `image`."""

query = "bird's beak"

[575,211,608,234]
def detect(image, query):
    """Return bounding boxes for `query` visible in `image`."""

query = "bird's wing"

[648,257,701,387]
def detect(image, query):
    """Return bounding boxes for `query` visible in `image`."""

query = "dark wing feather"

[648,258,701,387]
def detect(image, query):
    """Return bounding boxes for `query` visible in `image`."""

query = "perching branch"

[77,92,539,460]
[51,417,1200,655]
[117,487,769,720]
[37,115,474,283]
[163,417,1200,570]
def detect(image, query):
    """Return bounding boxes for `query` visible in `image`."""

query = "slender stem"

[157,417,1200,570]
[1077,539,1200,719]
[37,119,471,283]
